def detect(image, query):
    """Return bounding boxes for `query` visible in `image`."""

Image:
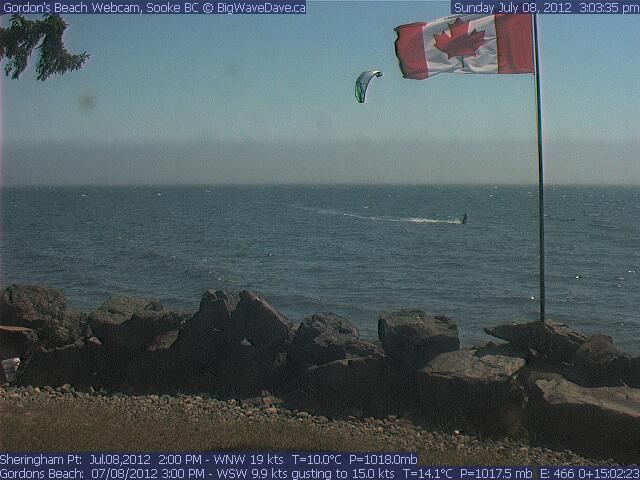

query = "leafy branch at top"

[0,14,89,80]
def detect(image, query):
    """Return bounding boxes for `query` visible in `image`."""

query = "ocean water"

[1,185,639,354]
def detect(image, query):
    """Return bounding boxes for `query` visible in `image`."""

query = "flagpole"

[532,13,545,322]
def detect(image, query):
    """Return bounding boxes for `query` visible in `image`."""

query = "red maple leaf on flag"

[433,18,486,59]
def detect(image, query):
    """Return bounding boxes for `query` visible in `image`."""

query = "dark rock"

[306,354,416,414]
[526,376,640,461]
[474,341,535,361]
[522,369,568,387]
[0,284,81,347]
[147,330,179,352]
[378,310,459,370]
[17,337,109,387]
[520,356,586,388]
[573,334,630,387]
[89,294,160,328]
[125,349,182,393]
[343,340,385,358]
[213,290,237,309]
[194,290,243,344]
[168,290,239,368]
[379,357,419,411]
[232,291,291,346]
[307,355,384,409]
[144,300,164,312]
[484,319,587,362]
[211,344,287,395]
[627,356,640,388]
[171,314,227,369]
[288,313,361,368]
[0,284,66,326]
[417,349,526,433]
[91,310,188,353]
[0,326,39,360]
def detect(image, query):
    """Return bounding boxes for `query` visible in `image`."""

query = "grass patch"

[0,399,523,465]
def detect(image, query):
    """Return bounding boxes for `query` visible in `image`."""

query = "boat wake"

[292,206,463,225]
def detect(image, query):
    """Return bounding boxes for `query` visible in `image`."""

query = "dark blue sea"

[1,185,638,354]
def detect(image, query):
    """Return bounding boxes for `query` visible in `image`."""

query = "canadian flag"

[395,14,534,79]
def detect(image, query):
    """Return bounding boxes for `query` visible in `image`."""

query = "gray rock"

[92,310,188,353]
[212,290,237,309]
[573,334,630,387]
[146,330,180,352]
[89,294,157,326]
[171,317,227,369]
[124,349,182,393]
[626,356,640,388]
[343,340,385,359]
[211,344,287,395]
[306,354,416,414]
[87,294,167,352]
[169,290,240,368]
[474,341,535,361]
[288,313,363,368]
[484,319,587,362]
[232,291,291,346]
[0,284,82,347]
[527,376,640,460]
[522,369,568,387]
[417,349,526,433]
[195,290,243,344]
[17,337,109,387]
[307,355,385,407]
[378,310,459,370]
[0,325,39,360]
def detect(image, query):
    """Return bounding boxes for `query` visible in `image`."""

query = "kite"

[355,70,383,103]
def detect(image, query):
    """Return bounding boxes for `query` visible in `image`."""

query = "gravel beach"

[0,384,618,466]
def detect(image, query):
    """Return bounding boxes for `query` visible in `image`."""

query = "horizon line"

[2,182,640,188]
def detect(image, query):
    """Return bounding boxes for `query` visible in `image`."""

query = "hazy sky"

[2,2,640,185]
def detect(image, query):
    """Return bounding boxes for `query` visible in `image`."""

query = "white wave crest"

[292,205,463,225]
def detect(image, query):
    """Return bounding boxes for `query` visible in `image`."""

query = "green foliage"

[0,14,89,80]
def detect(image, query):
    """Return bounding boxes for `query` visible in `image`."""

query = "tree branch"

[0,14,89,80]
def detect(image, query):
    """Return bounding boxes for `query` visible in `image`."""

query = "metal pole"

[533,13,545,322]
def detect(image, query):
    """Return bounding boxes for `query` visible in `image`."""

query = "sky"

[2,2,640,185]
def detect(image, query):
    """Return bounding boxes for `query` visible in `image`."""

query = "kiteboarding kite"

[355,70,383,103]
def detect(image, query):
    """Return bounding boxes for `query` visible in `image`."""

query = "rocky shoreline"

[1,284,639,463]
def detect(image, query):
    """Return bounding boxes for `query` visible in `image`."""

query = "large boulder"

[17,337,109,387]
[169,290,238,368]
[232,291,291,346]
[210,344,288,395]
[171,320,226,369]
[305,351,417,414]
[0,285,82,347]
[417,349,526,433]
[146,330,180,352]
[307,355,388,411]
[474,341,535,361]
[288,313,382,370]
[88,294,162,331]
[341,340,385,358]
[378,310,459,370]
[91,310,188,353]
[526,377,640,461]
[193,290,242,344]
[627,356,640,388]
[0,326,39,360]
[572,334,631,387]
[124,349,183,393]
[484,319,587,362]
